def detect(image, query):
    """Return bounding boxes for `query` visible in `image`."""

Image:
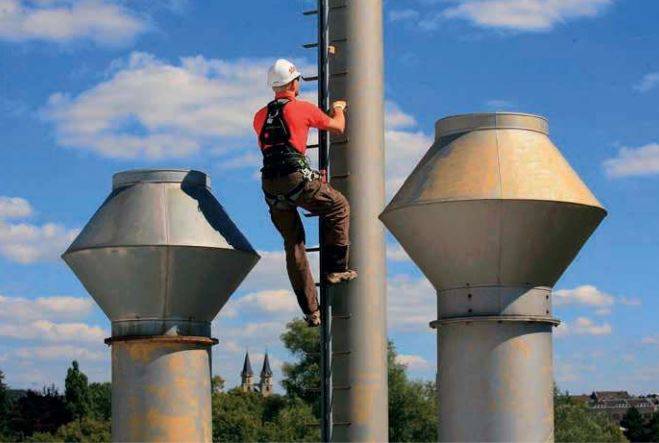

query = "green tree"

[0,370,10,437]
[27,417,111,443]
[621,406,648,442]
[280,319,321,412]
[554,390,627,442]
[212,389,265,442]
[88,383,111,421]
[8,386,71,437]
[211,375,226,394]
[260,397,319,442]
[280,319,438,442]
[388,342,437,442]
[645,411,659,442]
[65,361,91,420]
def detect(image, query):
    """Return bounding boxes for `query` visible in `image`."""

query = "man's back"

[253,91,331,155]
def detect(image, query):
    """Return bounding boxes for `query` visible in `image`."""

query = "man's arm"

[325,101,347,134]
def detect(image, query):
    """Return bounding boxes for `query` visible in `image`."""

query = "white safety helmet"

[267,59,302,88]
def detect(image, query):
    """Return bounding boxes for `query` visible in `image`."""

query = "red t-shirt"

[253,91,331,155]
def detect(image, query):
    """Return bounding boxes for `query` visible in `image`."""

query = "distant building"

[240,351,274,397]
[571,391,658,422]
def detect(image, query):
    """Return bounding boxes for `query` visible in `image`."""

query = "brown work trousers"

[262,171,350,315]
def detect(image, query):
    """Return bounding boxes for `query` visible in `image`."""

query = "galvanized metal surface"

[62,170,259,441]
[328,1,389,441]
[62,169,260,337]
[111,337,213,442]
[437,321,554,442]
[380,114,606,442]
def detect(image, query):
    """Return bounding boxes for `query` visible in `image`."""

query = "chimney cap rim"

[112,169,209,190]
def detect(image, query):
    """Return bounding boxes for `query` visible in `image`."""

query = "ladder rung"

[306,246,321,252]
[333,385,351,391]
[303,212,318,218]
[315,282,322,287]
[302,5,346,16]
[334,422,352,426]
[303,387,321,392]
[333,314,352,320]
[303,71,348,82]
[307,143,319,149]
[332,350,351,356]
[303,38,348,49]
[332,173,350,179]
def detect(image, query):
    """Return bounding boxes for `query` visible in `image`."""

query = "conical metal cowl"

[63,169,260,337]
[380,113,606,290]
[380,113,607,442]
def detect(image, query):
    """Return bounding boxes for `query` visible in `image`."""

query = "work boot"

[323,244,357,284]
[326,269,358,284]
[305,310,321,327]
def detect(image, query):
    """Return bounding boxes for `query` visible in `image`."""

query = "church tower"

[259,351,273,397]
[240,351,254,393]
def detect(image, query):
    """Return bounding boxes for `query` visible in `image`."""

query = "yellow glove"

[332,100,347,111]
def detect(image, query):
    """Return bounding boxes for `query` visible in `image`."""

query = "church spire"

[241,351,254,377]
[260,352,273,378]
[259,350,273,397]
[240,351,254,392]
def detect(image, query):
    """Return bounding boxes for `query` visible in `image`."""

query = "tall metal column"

[328,1,389,441]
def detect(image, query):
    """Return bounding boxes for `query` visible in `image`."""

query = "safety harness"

[259,98,319,209]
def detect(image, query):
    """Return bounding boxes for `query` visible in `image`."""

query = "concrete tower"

[259,352,273,397]
[241,352,254,393]
[62,169,260,442]
[327,0,388,440]
[380,114,606,442]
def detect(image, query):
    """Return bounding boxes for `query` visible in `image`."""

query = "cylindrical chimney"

[380,113,606,442]
[328,0,389,441]
[62,169,260,441]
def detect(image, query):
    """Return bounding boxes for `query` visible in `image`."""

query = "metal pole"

[328,0,389,441]
[317,0,333,441]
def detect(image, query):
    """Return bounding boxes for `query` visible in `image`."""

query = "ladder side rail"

[317,0,332,442]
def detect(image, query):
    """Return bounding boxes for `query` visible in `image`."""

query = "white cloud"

[387,275,435,332]
[618,296,642,307]
[0,0,147,46]
[0,196,79,264]
[385,124,433,195]
[43,52,313,160]
[386,243,411,262]
[396,353,431,370]
[554,285,614,309]
[603,143,659,178]
[14,345,107,362]
[556,317,612,337]
[641,335,659,346]
[441,0,613,32]
[0,196,32,219]
[0,295,93,321]
[389,9,420,23]
[217,152,261,172]
[224,289,299,319]
[634,72,659,93]
[0,320,107,343]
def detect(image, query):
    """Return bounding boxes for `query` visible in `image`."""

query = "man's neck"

[275,90,296,100]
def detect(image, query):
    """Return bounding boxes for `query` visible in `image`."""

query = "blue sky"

[0,0,657,395]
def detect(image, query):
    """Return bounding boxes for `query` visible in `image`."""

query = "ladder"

[302,1,336,441]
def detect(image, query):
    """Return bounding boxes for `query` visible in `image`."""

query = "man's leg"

[297,178,354,280]
[269,206,319,315]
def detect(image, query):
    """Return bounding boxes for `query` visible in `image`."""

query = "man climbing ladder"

[253,58,357,327]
